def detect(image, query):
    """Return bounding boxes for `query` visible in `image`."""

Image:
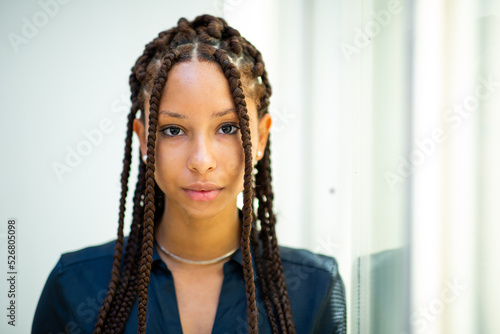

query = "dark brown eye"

[163,126,184,137]
[218,124,239,134]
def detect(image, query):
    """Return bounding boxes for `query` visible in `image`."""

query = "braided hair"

[93,14,295,334]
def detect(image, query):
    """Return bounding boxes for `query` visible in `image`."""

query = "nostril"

[187,152,216,173]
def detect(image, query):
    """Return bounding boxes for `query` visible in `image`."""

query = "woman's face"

[133,60,271,220]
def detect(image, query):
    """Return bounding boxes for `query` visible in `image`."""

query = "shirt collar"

[229,247,243,266]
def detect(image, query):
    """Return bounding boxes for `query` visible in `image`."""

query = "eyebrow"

[159,108,237,119]
[212,108,236,118]
[159,110,188,119]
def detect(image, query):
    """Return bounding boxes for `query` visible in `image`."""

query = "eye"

[218,123,240,135]
[162,126,185,137]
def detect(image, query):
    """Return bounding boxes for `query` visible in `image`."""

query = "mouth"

[183,183,222,202]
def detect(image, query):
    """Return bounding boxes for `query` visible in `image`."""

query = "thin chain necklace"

[155,239,239,265]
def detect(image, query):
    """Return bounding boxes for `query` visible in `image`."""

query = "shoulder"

[277,245,341,294]
[277,246,346,334]
[279,246,340,276]
[48,238,119,297]
[33,239,119,333]
[47,238,118,289]
[58,238,118,271]
[52,239,118,300]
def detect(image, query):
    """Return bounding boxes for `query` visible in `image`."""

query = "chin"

[180,205,228,221]
[166,194,239,220]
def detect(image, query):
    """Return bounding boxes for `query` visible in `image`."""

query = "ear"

[133,118,147,158]
[256,113,272,161]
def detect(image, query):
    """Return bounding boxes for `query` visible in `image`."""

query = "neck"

[155,204,241,262]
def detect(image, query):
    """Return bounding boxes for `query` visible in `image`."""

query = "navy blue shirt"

[32,239,346,333]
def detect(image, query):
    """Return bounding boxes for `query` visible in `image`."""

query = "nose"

[187,135,216,174]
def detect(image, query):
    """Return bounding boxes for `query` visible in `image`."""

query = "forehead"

[164,61,230,100]
[158,61,234,118]
[142,60,258,123]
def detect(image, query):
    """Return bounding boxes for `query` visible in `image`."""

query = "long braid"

[95,15,296,333]
[110,190,146,334]
[93,24,181,334]
[137,49,180,333]
[104,158,146,333]
[93,93,137,334]
[257,140,296,333]
[94,34,160,332]
[252,213,280,334]
[254,142,288,332]
[253,147,280,333]
[253,45,297,332]
[253,40,296,330]
[213,47,258,333]
[249,42,293,330]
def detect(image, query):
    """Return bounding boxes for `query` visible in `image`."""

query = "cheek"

[221,142,246,178]
[153,145,183,186]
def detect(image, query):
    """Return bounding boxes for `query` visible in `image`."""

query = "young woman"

[32,14,346,334]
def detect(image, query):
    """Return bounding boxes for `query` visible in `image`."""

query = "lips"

[183,183,222,201]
